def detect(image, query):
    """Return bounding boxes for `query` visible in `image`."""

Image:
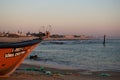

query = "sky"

[0,0,120,37]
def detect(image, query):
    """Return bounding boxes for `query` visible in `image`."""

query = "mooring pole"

[103,35,106,46]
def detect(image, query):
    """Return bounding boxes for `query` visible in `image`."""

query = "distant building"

[7,33,19,37]
[50,34,64,38]
[0,32,6,37]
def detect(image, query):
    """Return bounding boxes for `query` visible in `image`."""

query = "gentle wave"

[25,39,120,71]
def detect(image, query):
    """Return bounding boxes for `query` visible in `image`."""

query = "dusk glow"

[0,1,120,78]
[0,0,120,37]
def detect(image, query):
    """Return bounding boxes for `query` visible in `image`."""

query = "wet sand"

[1,63,120,80]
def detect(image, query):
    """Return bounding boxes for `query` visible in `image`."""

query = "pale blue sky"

[0,0,120,36]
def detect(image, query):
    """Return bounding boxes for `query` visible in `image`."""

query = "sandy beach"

[1,63,120,80]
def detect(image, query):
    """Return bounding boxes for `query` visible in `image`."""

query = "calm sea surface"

[24,39,120,71]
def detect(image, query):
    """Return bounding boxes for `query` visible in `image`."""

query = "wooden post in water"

[103,35,106,46]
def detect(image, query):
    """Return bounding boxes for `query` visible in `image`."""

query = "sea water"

[24,39,120,71]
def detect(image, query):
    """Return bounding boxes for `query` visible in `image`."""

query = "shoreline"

[23,60,120,72]
[1,63,120,80]
[23,60,79,70]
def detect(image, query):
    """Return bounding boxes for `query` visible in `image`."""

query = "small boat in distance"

[0,32,49,77]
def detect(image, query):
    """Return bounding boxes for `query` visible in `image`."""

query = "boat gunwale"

[0,38,42,48]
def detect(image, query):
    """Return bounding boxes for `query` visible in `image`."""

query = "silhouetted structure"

[103,35,106,46]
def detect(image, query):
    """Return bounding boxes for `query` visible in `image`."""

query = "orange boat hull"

[0,40,40,77]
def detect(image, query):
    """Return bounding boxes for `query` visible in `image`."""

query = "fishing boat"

[0,30,51,77]
[0,37,43,77]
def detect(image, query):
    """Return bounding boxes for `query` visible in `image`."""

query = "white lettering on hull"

[5,48,26,58]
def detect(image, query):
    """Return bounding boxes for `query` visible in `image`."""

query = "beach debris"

[39,66,46,73]
[25,68,37,71]
[24,67,52,75]
[39,66,53,75]
[53,73,64,77]
[53,72,65,76]
[45,71,52,75]
[40,66,45,70]
[24,66,67,76]
[100,73,111,77]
